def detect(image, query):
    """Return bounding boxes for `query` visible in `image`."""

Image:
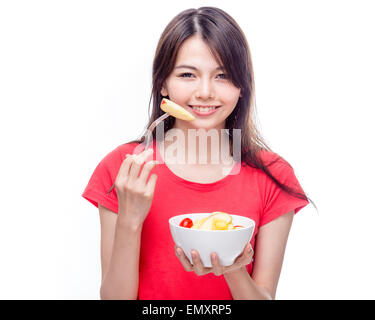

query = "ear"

[161,85,168,97]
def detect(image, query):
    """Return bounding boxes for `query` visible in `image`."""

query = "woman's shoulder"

[242,149,295,184]
[256,149,292,169]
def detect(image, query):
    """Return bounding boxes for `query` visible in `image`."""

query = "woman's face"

[161,35,241,131]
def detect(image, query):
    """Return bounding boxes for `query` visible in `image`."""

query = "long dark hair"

[128,7,316,210]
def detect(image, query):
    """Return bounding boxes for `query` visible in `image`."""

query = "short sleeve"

[259,156,309,227]
[82,145,127,214]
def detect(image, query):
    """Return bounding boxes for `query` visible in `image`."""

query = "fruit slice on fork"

[160,98,195,121]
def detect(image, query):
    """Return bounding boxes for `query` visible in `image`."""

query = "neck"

[162,126,233,166]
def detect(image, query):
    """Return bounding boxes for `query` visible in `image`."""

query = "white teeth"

[192,106,216,112]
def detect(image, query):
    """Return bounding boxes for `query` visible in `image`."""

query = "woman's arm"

[224,210,294,300]
[99,148,158,300]
[98,204,142,300]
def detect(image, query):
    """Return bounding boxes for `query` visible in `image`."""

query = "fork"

[106,112,169,194]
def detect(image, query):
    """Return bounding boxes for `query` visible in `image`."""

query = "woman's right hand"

[114,148,159,227]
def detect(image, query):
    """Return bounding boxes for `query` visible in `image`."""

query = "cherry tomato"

[179,218,193,228]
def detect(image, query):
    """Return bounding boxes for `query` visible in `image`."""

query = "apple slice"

[191,218,202,229]
[193,218,200,225]
[160,98,195,121]
[210,212,232,224]
[192,216,211,229]
[199,215,216,230]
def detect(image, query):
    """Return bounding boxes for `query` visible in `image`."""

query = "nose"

[195,76,214,99]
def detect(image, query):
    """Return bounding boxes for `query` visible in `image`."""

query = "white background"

[0,0,374,299]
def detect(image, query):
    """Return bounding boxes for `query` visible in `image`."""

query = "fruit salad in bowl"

[169,212,255,267]
[182,212,246,230]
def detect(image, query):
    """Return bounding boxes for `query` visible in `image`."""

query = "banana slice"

[160,98,195,121]
[213,219,228,230]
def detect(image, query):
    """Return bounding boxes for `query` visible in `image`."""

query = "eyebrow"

[174,65,225,71]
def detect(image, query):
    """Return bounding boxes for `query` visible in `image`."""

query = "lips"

[188,105,221,116]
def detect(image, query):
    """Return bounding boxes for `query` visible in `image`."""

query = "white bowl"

[169,213,255,268]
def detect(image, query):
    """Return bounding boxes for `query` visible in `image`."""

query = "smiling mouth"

[189,105,221,112]
[187,105,221,116]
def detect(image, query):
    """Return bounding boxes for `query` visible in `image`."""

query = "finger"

[138,160,159,185]
[175,247,193,272]
[128,148,154,181]
[134,148,154,165]
[140,147,155,162]
[221,244,253,274]
[210,252,223,276]
[144,173,158,197]
[191,250,210,275]
[115,154,134,186]
[245,243,253,259]
[234,243,253,266]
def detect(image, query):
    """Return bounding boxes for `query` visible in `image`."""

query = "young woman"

[82,7,314,300]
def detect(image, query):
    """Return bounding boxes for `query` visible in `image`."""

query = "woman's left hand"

[174,243,253,276]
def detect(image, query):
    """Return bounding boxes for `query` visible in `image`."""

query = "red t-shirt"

[82,140,309,300]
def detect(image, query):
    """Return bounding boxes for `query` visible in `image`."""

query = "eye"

[217,73,227,79]
[179,72,194,78]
